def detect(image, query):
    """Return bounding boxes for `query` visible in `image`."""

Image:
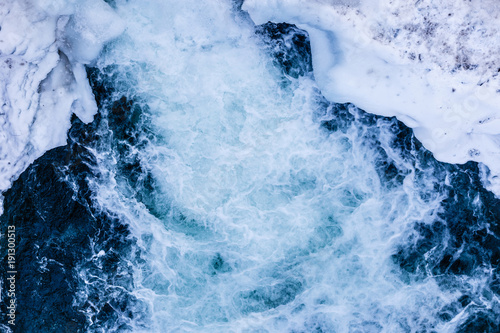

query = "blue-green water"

[1,0,499,332]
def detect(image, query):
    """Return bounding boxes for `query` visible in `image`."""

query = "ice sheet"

[243,0,500,195]
[0,0,124,211]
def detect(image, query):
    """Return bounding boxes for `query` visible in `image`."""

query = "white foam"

[0,0,124,211]
[86,0,478,330]
[242,0,500,196]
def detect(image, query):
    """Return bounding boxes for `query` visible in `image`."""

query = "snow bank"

[0,0,124,210]
[243,0,500,195]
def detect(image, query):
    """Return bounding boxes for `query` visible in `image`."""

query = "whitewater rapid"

[72,0,499,331]
[1,0,500,332]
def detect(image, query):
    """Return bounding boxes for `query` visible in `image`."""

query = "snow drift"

[0,0,124,211]
[243,0,500,195]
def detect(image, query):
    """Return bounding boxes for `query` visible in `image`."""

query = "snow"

[242,0,500,196]
[0,0,124,211]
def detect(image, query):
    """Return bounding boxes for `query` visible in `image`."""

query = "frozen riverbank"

[0,0,123,211]
[243,0,500,195]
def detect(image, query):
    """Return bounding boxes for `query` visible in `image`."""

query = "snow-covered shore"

[0,0,123,211]
[243,0,500,195]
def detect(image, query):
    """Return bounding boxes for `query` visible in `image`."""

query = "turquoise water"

[1,0,499,332]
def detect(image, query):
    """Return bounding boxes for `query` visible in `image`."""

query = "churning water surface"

[1,0,500,332]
